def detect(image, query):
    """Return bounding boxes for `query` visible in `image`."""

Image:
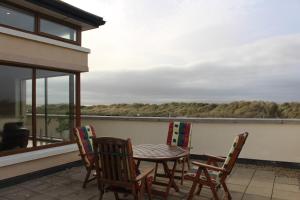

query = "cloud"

[81,34,300,104]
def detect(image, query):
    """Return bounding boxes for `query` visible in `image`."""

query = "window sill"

[0,144,78,167]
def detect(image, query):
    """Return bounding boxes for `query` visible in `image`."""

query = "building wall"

[0,31,89,72]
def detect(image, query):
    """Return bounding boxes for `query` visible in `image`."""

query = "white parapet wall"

[82,116,300,163]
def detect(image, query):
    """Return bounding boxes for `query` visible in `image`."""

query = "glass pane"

[0,3,34,32]
[0,65,32,152]
[36,70,75,146]
[40,19,77,41]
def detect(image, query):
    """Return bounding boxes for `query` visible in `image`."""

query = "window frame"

[0,61,81,157]
[37,14,82,45]
[0,1,82,45]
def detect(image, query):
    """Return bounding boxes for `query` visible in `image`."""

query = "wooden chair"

[93,137,154,200]
[185,132,249,200]
[154,121,192,185]
[73,125,97,188]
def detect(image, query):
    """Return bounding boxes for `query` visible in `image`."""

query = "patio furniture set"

[73,122,248,200]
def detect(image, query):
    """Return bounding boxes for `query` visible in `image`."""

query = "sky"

[63,0,300,105]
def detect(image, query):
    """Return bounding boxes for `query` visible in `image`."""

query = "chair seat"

[184,170,220,184]
[107,176,153,192]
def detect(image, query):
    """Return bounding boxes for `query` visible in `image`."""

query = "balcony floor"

[0,162,300,200]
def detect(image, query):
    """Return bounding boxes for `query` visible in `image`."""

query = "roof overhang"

[6,0,105,31]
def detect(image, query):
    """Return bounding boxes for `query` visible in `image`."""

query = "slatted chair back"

[218,132,249,180]
[167,121,192,148]
[93,137,137,187]
[73,125,96,168]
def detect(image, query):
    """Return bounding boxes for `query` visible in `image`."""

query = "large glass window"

[0,66,76,153]
[36,70,75,146]
[40,19,77,41]
[0,65,32,152]
[0,3,35,32]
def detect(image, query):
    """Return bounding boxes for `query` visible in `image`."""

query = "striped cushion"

[167,121,191,148]
[74,125,96,167]
[185,170,219,182]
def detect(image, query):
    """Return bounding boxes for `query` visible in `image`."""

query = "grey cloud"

[81,34,300,105]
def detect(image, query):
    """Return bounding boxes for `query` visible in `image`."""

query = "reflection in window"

[0,3,34,32]
[40,19,77,41]
[0,65,32,152]
[0,66,76,153]
[36,70,75,146]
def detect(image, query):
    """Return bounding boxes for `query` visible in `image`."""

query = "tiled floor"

[0,162,299,200]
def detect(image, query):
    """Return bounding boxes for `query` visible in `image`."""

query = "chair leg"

[221,182,232,200]
[133,195,139,200]
[139,179,145,200]
[187,180,198,200]
[196,184,203,195]
[203,169,219,200]
[180,159,185,185]
[187,168,202,200]
[133,191,139,200]
[83,167,92,188]
[146,178,152,200]
[209,185,219,200]
[187,155,191,170]
[113,192,119,200]
[136,160,141,168]
[99,190,104,200]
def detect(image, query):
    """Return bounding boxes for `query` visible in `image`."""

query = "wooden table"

[133,144,189,199]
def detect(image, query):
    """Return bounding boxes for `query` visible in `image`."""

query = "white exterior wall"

[82,117,300,163]
[0,27,90,72]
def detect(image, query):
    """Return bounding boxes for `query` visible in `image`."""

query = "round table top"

[133,144,189,161]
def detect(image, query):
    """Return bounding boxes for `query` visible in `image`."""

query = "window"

[0,65,76,154]
[0,3,80,44]
[0,66,32,152]
[36,70,75,146]
[0,3,35,32]
[40,19,77,41]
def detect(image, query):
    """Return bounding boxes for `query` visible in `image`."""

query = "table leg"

[136,160,141,168]
[162,160,179,198]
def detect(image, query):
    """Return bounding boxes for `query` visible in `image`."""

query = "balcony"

[1,116,300,199]
[0,116,300,200]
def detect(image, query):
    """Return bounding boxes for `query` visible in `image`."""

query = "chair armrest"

[135,167,154,182]
[204,154,226,162]
[192,161,227,173]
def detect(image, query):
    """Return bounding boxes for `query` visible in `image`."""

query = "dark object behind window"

[0,122,29,151]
